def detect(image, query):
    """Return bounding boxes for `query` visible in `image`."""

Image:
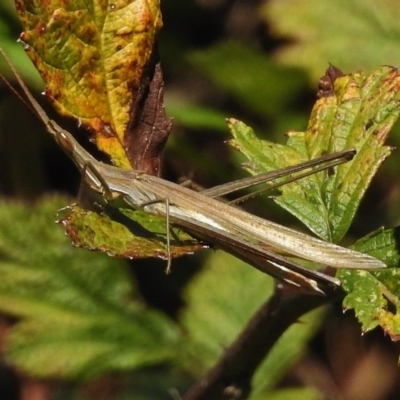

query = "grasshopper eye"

[47,119,75,153]
[57,130,74,153]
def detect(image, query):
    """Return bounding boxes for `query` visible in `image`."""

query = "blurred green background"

[1,0,400,399]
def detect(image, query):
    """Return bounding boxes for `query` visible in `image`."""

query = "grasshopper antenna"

[0,47,60,137]
[0,48,38,114]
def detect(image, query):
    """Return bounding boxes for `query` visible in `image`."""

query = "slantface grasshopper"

[0,48,385,295]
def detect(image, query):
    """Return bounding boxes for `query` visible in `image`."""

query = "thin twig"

[182,283,344,400]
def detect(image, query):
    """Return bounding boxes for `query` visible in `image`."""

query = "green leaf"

[60,204,206,262]
[339,227,400,338]
[228,66,399,242]
[0,197,180,379]
[15,0,162,167]
[262,0,400,82]
[181,251,323,392]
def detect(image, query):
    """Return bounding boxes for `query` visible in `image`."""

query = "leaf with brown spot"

[229,66,400,242]
[58,204,207,262]
[15,0,163,169]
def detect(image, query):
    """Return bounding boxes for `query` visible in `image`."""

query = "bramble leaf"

[228,66,399,243]
[15,0,162,168]
[339,228,400,339]
[227,63,400,341]
[59,203,206,261]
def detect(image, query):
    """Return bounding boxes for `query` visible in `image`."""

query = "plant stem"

[182,283,343,400]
